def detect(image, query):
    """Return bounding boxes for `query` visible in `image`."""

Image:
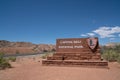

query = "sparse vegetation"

[0,52,11,70]
[43,49,48,52]
[51,48,56,52]
[102,45,120,63]
[8,56,16,62]
[41,52,54,59]
[41,53,49,59]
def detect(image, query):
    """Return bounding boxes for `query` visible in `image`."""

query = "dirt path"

[0,57,120,80]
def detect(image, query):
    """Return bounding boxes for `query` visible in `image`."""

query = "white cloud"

[93,26,120,38]
[111,26,120,33]
[87,33,95,37]
[80,33,95,37]
[110,38,115,40]
[80,34,87,37]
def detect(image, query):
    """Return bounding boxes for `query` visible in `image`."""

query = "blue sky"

[0,0,120,45]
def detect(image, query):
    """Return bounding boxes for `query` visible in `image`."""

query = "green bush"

[9,57,16,62]
[51,49,56,52]
[43,50,48,52]
[102,50,118,61]
[42,55,46,59]
[117,54,120,63]
[0,59,11,69]
[0,52,11,70]
[41,53,49,59]
[102,45,120,63]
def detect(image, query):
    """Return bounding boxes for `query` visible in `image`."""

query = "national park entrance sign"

[42,37,108,67]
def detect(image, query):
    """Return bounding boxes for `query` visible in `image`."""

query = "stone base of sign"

[42,60,108,68]
[47,52,101,60]
[42,52,108,68]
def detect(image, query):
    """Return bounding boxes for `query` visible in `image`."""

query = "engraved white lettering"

[74,46,83,48]
[59,46,73,48]
[60,41,73,44]
[73,40,81,43]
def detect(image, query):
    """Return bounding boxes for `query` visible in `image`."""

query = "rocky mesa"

[0,40,56,55]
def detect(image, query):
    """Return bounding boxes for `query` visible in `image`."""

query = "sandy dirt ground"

[0,56,120,80]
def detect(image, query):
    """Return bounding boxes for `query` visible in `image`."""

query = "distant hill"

[0,40,56,55]
[105,42,120,47]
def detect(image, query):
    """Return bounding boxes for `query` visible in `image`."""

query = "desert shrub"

[43,50,48,52]
[102,50,118,61]
[117,54,120,63]
[0,52,11,70]
[0,59,11,69]
[41,55,46,59]
[9,57,16,62]
[102,45,120,62]
[41,53,49,59]
[51,48,56,52]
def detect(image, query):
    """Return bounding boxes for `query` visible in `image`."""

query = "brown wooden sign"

[56,37,99,53]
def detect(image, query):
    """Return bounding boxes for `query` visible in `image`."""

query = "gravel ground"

[0,57,120,80]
